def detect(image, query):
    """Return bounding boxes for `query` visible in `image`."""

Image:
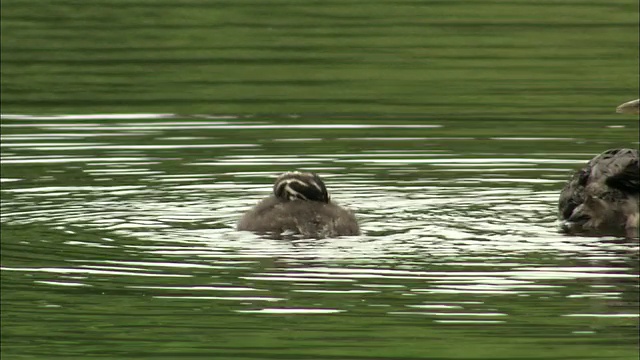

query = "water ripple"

[1,113,637,340]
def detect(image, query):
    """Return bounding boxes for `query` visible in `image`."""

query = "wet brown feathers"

[559,148,639,238]
[238,171,359,238]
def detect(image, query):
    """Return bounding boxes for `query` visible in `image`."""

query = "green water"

[2,0,638,116]
[1,1,639,359]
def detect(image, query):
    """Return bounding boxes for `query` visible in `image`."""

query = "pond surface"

[1,1,639,359]
[1,114,638,359]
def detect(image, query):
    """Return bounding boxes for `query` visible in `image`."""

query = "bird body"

[559,148,639,238]
[237,172,360,238]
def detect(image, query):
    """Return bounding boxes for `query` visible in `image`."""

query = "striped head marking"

[273,171,330,203]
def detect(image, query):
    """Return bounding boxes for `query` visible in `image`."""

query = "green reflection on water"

[2,0,638,115]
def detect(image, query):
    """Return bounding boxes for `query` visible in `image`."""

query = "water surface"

[2,114,638,359]
[2,1,639,359]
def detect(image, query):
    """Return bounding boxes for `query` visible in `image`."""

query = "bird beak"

[616,99,640,114]
[568,204,589,223]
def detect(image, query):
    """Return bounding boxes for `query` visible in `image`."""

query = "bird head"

[616,99,640,115]
[273,171,330,203]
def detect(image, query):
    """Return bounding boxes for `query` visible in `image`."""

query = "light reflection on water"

[1,114,638,358]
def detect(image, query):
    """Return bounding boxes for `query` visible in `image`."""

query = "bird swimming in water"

[558,100,639,238]
[237,171,360,238]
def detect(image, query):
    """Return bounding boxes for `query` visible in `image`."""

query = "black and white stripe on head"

[273,171,330,203]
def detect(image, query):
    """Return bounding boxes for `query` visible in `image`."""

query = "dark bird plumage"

[237,171,360,238]
[558,99,639,238]
[559,149,639,238]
